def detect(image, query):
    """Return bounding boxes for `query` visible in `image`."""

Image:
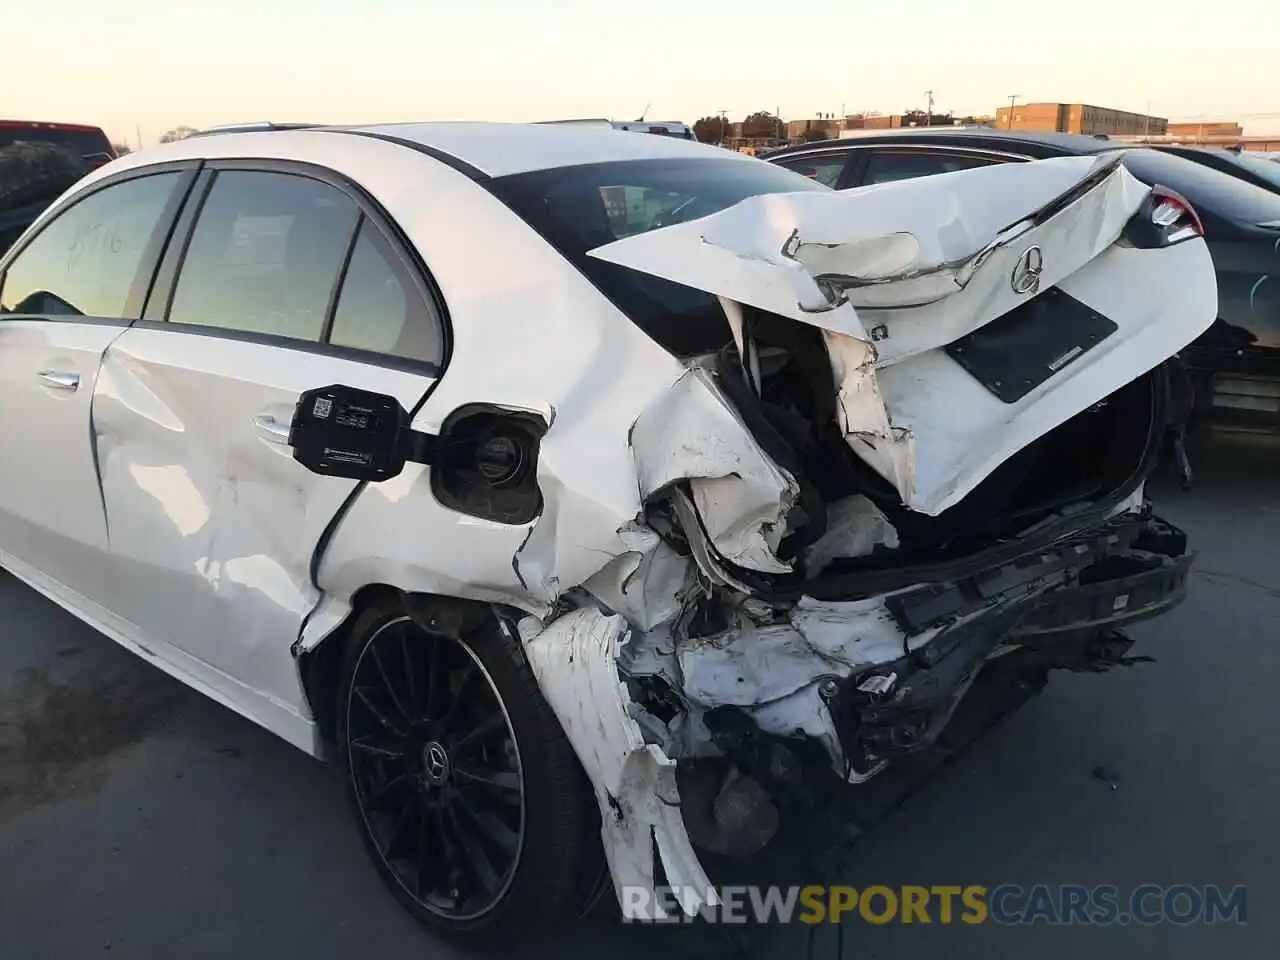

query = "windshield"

[489,156,830,357]
[1113,148,1280,226]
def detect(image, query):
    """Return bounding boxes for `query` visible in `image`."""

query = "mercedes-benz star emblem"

[1011,245,1044,295]
[423,741,451,784]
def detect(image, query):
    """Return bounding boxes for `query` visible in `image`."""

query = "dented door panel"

[0,318,123,597]
[91,327,437,720]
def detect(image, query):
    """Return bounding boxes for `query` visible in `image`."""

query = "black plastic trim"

[317,128,491,183]
[0,314,131,328]
[124,166,204,319]
[321,212,364,344]
[126,319,443,378]
[143,168,214,322]
[885,515,1145,635]
[1011,551,1194,636]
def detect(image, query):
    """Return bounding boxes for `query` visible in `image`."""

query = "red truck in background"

[0,119,116,168]
[0,120,117,255]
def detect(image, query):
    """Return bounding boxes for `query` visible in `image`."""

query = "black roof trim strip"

[318,129,491,182]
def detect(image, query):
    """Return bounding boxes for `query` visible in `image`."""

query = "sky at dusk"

[14,0,1280,147]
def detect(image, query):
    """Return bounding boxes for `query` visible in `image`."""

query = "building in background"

[1120,134,1280,152]
[788,115,841,140]
[994,102,1168,136]
[717,110,993,153]
[1167,121,1244,138]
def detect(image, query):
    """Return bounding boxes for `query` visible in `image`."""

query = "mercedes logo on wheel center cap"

[423,741,451,784]
[1011,245,1044,295]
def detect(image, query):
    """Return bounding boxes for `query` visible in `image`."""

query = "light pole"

[1007,95,1019,129]
[718,109,728,146]
[925,89,934,127]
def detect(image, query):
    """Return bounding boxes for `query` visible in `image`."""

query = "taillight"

[1149,186,1203,242]
[1122,184,1204,248]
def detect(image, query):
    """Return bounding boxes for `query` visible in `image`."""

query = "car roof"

[152,121,744,179]
[766,128,1120,158]
[347,121,720,176]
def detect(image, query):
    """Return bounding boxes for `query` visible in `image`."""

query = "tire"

[336,595,607,945]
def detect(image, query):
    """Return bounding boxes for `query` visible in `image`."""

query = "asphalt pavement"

[1,431,1276,959]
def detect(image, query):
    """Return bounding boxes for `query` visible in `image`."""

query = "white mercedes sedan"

[0,121,1216,943]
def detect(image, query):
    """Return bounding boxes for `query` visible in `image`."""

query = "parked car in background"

[0,121,115,255]
[1151,145,1280,195]
[766,130,1280,435]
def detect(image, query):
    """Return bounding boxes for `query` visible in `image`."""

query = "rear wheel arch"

[300,585,497,746]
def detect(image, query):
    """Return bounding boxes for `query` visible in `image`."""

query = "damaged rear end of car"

[282,146,1217,933]
[508,154,1214,919]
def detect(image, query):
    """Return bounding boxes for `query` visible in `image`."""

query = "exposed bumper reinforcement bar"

[833,514,1190,765]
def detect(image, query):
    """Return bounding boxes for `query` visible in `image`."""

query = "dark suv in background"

[0,120,116,254]
[766,130,1280,436]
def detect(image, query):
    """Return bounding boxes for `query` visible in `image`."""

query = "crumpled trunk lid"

[588,154,1219,518]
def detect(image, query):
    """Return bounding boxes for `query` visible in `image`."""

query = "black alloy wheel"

[337,595,608,943]
[346,614,525,920]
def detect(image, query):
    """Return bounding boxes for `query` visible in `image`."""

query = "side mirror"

[288,384,430,482]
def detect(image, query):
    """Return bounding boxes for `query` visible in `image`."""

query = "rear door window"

[168,170,358,342]
[328,218,444,365]
[166,167,445,364]
[861,149,999,185]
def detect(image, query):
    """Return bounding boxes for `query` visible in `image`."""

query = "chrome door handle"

[252,414,292,444]
[38,370,80,391]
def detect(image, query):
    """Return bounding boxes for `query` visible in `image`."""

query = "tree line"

[691,108,987,143]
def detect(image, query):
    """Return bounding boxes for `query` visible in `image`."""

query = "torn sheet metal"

[802,494,900,577]
[519,608,717,920]
[629,366,797,574]
[578,523,691,633]
[675,594,939,772]
[589,155,1218,516]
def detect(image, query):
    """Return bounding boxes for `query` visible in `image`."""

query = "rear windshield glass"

[0,126,113,158]
[1224,150,1280,191]
[489,157,829,357]
[1113,148,1280,224]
